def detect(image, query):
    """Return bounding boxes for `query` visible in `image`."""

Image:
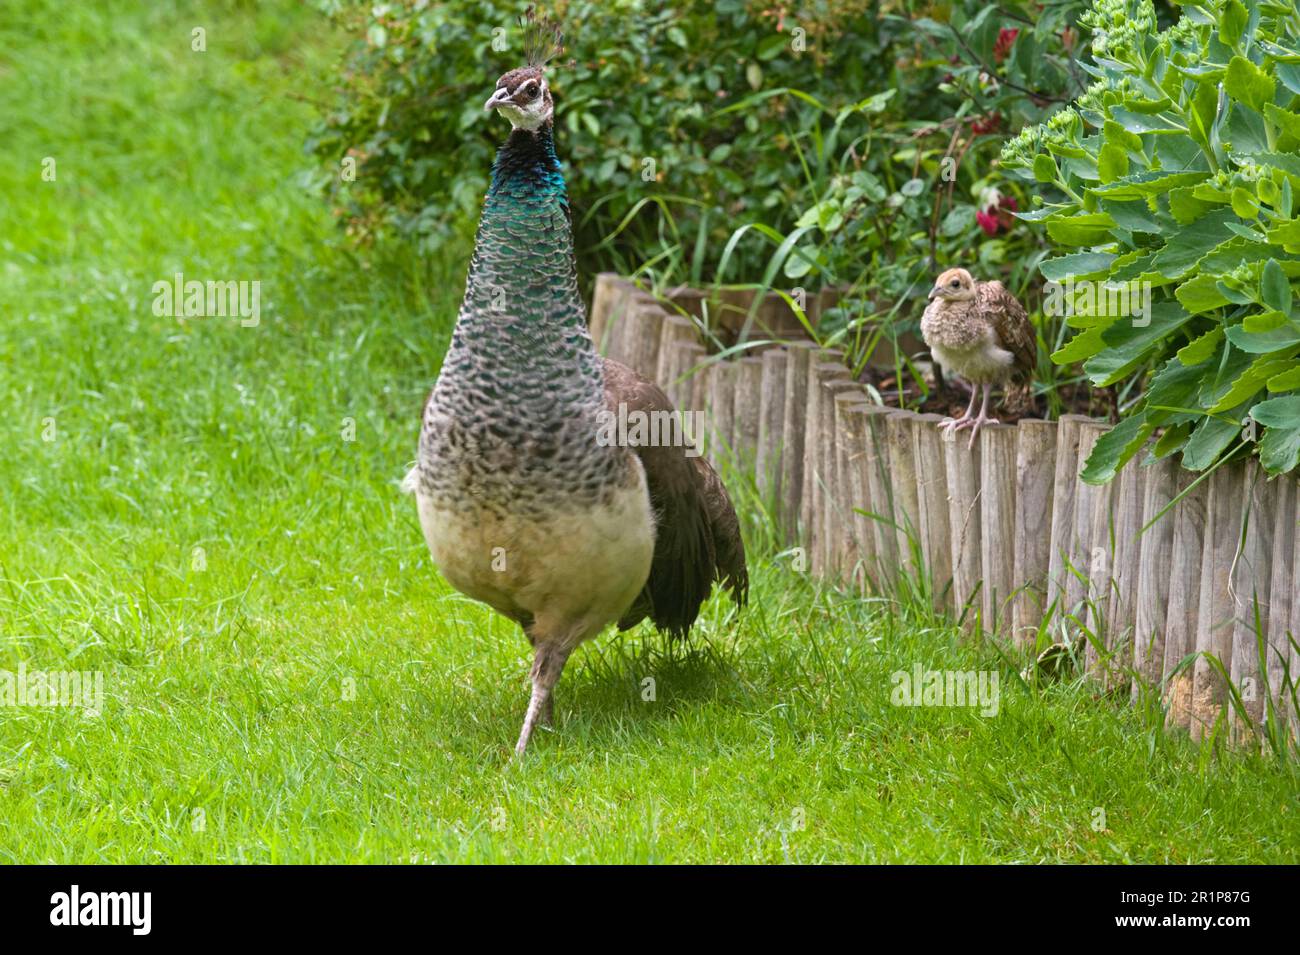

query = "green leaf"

[1092,171,1208,201]
[1033,153,1058,183]
[1176,274,1232,314]
[1177,326,1225,365]
[1051,326,1106,365]
[1224,55,1275,113]
[1225,319,1300,353]
[1267,365,1300,391]
[1261,259,1293,315]
[1103,119,1143,153]
[1182,413,1243,471]
[1085,301,1196,386]
[1221,0,1248,49]
[1209,356,1298,413]
[1100,198,1162,233]
[1230,187,1259,218]
[1169,186,1221,224]
[1045,212,1117,246]
[1039,252,1116,282]
[1098,143,1129,184]
[1151,209,1238,279]
[1081,414,1154,484]
[1264,103,1300,142]
[1251,395,1300,473]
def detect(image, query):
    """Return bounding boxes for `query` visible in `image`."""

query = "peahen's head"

[484,7,562,133]
[484,67,552,131]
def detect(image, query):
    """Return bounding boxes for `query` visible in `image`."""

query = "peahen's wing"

[980,280,1036,382]
[602,358,747,637]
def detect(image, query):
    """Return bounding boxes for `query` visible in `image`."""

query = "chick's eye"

[950,280,960,287]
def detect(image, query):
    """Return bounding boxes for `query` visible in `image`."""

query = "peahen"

[403,12,747,756]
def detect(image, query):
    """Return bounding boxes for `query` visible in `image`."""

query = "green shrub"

[1003,0,1300,479]
[308,0,1086,295]
[307,0,899,279]
[721,2,1088,362]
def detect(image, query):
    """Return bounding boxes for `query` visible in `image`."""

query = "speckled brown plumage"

[404,32,746,756]
[921,267,1036,444]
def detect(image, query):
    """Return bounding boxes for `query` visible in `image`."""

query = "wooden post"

[1229,462,1274,741]
[588,273,632,351]
[862,405,898,589]
[779,343,817,544]
[1290,489,1300,741]
[1265,477,1297,739]
[886,411,922,582]
[803,357,849,575]
[687,353,712,460]
[1191,465,1246,742]
[1160,468,1207,729]
[605,290,653,366]
[656,314,697,399]
[913,414,953,614]
[979,423,1018,638]
[1131,457,1174,697]
[627,300,666,380]
[1011,420,1057,649]
[1078,423,1115,677]
[1046,415,1088,636]
[707,360,737,471]
[731,356,764,477]
[1104,455,1146,692]
[943,424,982,630]
[833,395,867,582]
[840,401,877,592]
[755,349,788,505]
[817,377,862,579]
[676,341,706,406]
[1069,422,1109,661]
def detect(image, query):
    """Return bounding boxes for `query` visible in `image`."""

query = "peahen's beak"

[484,87,512,112]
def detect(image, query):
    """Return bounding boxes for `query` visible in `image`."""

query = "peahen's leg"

[515,641,573,755]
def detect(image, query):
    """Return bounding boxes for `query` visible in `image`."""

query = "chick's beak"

[927,286,941,300]
[484,87,512,112]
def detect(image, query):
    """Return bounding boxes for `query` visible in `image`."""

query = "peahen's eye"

[525,83,539,99]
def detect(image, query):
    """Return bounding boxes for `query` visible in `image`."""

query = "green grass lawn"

[0,0,1295,864]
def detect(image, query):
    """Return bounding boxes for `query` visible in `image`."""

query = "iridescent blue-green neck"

[455,124,588,344]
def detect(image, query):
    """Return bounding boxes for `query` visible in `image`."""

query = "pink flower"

[976,196,1019,237]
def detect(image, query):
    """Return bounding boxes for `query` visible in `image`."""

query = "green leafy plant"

[307,0,899,280]
[1003,0,1300,480]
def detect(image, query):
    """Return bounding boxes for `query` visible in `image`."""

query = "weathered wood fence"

[590,273,1300,743]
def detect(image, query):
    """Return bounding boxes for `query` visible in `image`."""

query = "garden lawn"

[0,0,1294,863]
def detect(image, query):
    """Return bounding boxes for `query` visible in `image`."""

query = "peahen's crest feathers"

[521,5,563,69]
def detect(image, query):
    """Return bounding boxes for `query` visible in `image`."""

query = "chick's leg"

[965,383,1001,449]
[940,383,982,436]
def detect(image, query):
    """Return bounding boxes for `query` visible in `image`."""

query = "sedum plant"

[1003,0,1300,480]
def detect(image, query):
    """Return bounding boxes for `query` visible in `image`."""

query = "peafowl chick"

[921,267,1036,447]
[403,13,747,756]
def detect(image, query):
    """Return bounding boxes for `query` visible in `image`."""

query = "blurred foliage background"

[308,1,1090,297]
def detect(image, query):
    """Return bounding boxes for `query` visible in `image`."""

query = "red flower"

[971,113,1002,135]
[994,28,1020,64]
[976,195,1019,237]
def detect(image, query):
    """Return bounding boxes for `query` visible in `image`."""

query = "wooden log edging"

[590,276,1300,741]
